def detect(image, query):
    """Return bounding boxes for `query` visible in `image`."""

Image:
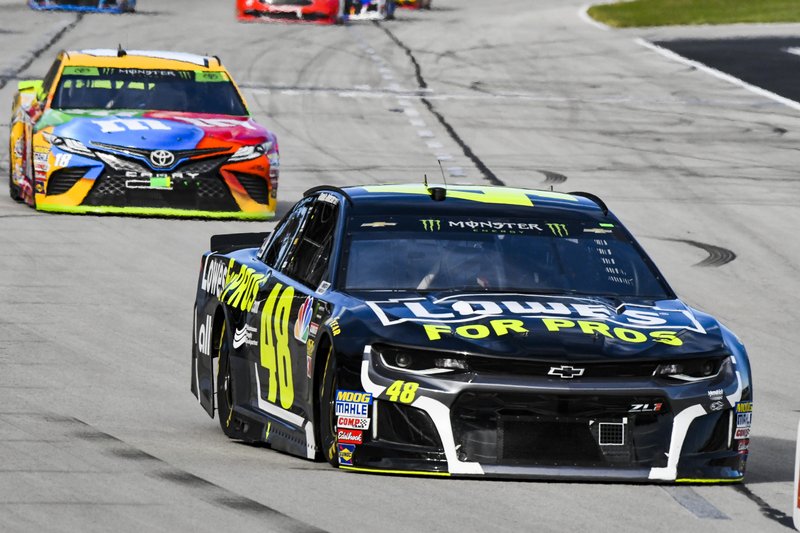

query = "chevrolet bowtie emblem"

[547,365,585,379]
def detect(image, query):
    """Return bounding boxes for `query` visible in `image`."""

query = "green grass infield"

[588,0,800,28]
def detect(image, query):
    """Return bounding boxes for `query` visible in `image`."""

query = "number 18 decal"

[260,283,295,409]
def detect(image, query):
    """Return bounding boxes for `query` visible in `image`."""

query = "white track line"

[786,47,800,58]
[635,38,800,113]
[578,4,610,31]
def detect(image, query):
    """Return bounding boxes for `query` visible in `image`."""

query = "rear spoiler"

[210,232,271,253]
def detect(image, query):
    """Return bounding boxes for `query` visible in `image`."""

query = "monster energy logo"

[546,223,569,237]
[420,219,441,231]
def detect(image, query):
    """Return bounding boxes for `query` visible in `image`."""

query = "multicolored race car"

[190,183,752,481]
[9,49,279,219]
[236,0,392,23]
[28,0,136,13]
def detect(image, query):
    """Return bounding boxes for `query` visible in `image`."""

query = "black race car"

[190,183,752,481]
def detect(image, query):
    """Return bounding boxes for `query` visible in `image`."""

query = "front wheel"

[8,139,21,202]
[216,321,239,438]
[318,345,339,467]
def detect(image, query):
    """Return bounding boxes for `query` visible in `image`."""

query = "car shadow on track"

[743,436,795,484]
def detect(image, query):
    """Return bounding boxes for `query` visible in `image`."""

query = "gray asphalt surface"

[1,1,799,531]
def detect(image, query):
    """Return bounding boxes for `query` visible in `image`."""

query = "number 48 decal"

[260,283,295,409]
[385,380,419,404]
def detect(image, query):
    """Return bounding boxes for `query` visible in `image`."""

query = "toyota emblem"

[150,150,175,168]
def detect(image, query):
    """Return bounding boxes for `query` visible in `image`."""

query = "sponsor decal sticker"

[294,296,314,343]
[335,390,372,417]
[197,315,212,356]
[318,192,339,205]
[420,219,441,231]
[546,223,569,237]
[361,221,397,228]
[448,220,542,233]
[329,318,341,336]
[337,429,363,445]
[337,416,370,430]
[737,412,752,428]
[709,401,725,412]
[309,322,319,338]
[629,403,663,413]
[201,257,229,298]
[338,443,355,465]
[735,427,751,440]
[736,401,752,413]
[233,324,257,349]
[221,260,267,313]
[708,389,724,401]
[315,281,331,295]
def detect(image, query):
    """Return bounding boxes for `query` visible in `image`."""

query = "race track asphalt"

[1,1,799,531]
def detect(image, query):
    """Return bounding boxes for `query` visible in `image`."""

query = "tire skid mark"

[373,22,504,186]
[734,485,794,529]
[0,14,83,91]
[538,170,568,185]
[659,237,737,267]
[48,414,328,533]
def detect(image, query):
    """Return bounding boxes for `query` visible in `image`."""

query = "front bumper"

[345,346,749,482]
[34,148,276,219]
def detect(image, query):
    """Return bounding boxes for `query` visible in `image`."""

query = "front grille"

[233,173,269,205]
[46,167,89,195]
[467,357,659,379]
[452,391,671,468]
[244,9,330,20]
[91,142,230,164]
[83,173,237,211]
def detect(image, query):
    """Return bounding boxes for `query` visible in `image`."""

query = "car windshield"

[51,67,248,115]
[343,214,670,298]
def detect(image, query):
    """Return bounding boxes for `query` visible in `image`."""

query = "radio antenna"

[423,174,428,187]
[437,159,448,186]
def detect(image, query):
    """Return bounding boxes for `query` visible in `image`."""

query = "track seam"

[0,14,83,91]
[59,415,329,533]
[374,22,505,186]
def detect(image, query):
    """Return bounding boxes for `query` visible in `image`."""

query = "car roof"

[333,183,607,216]
[62,49,225,71]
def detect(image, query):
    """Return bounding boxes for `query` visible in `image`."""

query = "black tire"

[8,140,21,202]
[318,344,340,467]
[216,321,239,438]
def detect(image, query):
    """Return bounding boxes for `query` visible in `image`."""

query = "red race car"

[237,0,342,24]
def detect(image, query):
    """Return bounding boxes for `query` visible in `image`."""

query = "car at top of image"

[9,49,279,219]
[397,0,430,9]
[189,183,752,482]
[28,0,135,13]
[237,0,342,24]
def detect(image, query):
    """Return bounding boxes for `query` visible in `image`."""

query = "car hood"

[345,292,727,362]
[37,109,270,149]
